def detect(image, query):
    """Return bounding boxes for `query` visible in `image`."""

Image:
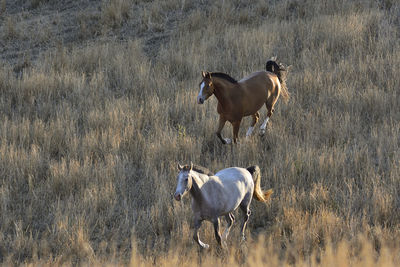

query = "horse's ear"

[177,163,183,170]
[190,162,193,171]
[202,71,211,78]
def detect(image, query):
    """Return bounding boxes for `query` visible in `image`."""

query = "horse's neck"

[213,79,238,109]
[189,172,208,202]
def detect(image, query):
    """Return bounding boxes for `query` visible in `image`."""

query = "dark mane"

[183,164,214,176]
[211,72,238,84]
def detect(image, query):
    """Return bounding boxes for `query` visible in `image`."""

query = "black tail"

[265,59,290,102]
[247,165,273,202]
[246,165,259,176]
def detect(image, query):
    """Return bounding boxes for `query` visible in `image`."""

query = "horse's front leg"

[216,115,231,144]
[212,217,223,247]
[193,218,209,249]
[232,120,242,144]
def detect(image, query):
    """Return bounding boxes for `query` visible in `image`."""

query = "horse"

[197,59,289,144]
[174,163,273,248]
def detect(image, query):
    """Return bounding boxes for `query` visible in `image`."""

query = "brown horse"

[197,59,289,144]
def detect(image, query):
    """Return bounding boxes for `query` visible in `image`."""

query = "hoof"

[223,138,232,144]
[259,129,266,136]
[202,244,210,249]
[246,126,254,137]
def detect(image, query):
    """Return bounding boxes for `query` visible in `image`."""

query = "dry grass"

[0,0,399,265]
[101,0,132,29]
[3,16,18,39]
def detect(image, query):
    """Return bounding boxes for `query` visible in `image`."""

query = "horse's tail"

[265,59,290,102]
[247,165,273,202]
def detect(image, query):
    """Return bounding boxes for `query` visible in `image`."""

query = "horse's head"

[197,71,214,104]
[174,163,194,201]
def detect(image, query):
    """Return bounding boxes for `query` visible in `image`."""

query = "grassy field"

[0,0,399,265]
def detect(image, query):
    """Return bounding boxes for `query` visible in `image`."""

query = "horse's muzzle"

[174,193,182,201]
[197,97,204,104]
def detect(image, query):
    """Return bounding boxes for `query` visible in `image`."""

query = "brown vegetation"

[0,0,399,265]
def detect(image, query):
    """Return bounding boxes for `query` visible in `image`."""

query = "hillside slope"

[0,0,399,265]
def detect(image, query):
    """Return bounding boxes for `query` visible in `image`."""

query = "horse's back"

[215,167,252,181]
[200,167,253,215]
[239,70,277,85]
[238,71,265,83]
[214,167,254,193]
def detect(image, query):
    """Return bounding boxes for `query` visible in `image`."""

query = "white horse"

[174,163,273,248]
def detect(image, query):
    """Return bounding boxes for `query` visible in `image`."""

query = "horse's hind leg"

[223,213,235,242]
[260,96,278,136]
[193,218,209,249]
[246,112,260,138]
[240,208,251,241]
[240,197,252,241]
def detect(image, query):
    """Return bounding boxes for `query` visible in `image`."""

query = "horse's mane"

[211,72,238,84]
[182,164,214,176]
